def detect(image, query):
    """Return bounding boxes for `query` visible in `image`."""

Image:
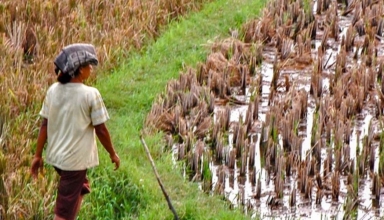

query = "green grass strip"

[81,0,266,219]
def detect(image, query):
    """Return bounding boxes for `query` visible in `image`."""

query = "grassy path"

[82,0,267,219]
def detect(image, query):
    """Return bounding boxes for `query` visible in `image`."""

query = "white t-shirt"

[39,82,110,170]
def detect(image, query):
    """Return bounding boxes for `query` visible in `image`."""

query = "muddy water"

[207,2,384,220]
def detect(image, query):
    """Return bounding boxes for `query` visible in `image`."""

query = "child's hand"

[110,153,120,170]
[31,156,43,179]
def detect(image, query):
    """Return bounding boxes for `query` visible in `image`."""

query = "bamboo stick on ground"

[140,135,179,220]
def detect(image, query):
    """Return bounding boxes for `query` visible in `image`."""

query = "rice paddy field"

[0,0,213,219]
[146,0,384,219]
[2,0,384,219]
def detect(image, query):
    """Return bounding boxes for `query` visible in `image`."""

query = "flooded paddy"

[146,0,384,219]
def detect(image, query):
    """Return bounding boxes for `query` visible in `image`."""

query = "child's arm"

[31,118,48,178]
[94,123,120,170]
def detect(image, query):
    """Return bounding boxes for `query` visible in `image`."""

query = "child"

[31,43,120,220]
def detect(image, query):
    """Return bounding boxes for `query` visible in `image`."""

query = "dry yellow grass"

[0,0,208,218]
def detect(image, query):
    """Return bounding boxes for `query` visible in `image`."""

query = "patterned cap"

[54,43,98,77]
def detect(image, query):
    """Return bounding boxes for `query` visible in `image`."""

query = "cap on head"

[54,43,98,77]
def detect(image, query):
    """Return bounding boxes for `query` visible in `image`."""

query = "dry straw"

[0,0,207,218]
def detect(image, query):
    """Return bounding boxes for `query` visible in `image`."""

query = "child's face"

[80,64,93,80]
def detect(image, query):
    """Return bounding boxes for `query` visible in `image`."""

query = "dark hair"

[56,62,90,84]
[57,71,72,84]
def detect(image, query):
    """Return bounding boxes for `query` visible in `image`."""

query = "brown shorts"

[54,167,91,220]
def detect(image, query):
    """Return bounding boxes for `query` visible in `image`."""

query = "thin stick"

[140,135,179,220]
